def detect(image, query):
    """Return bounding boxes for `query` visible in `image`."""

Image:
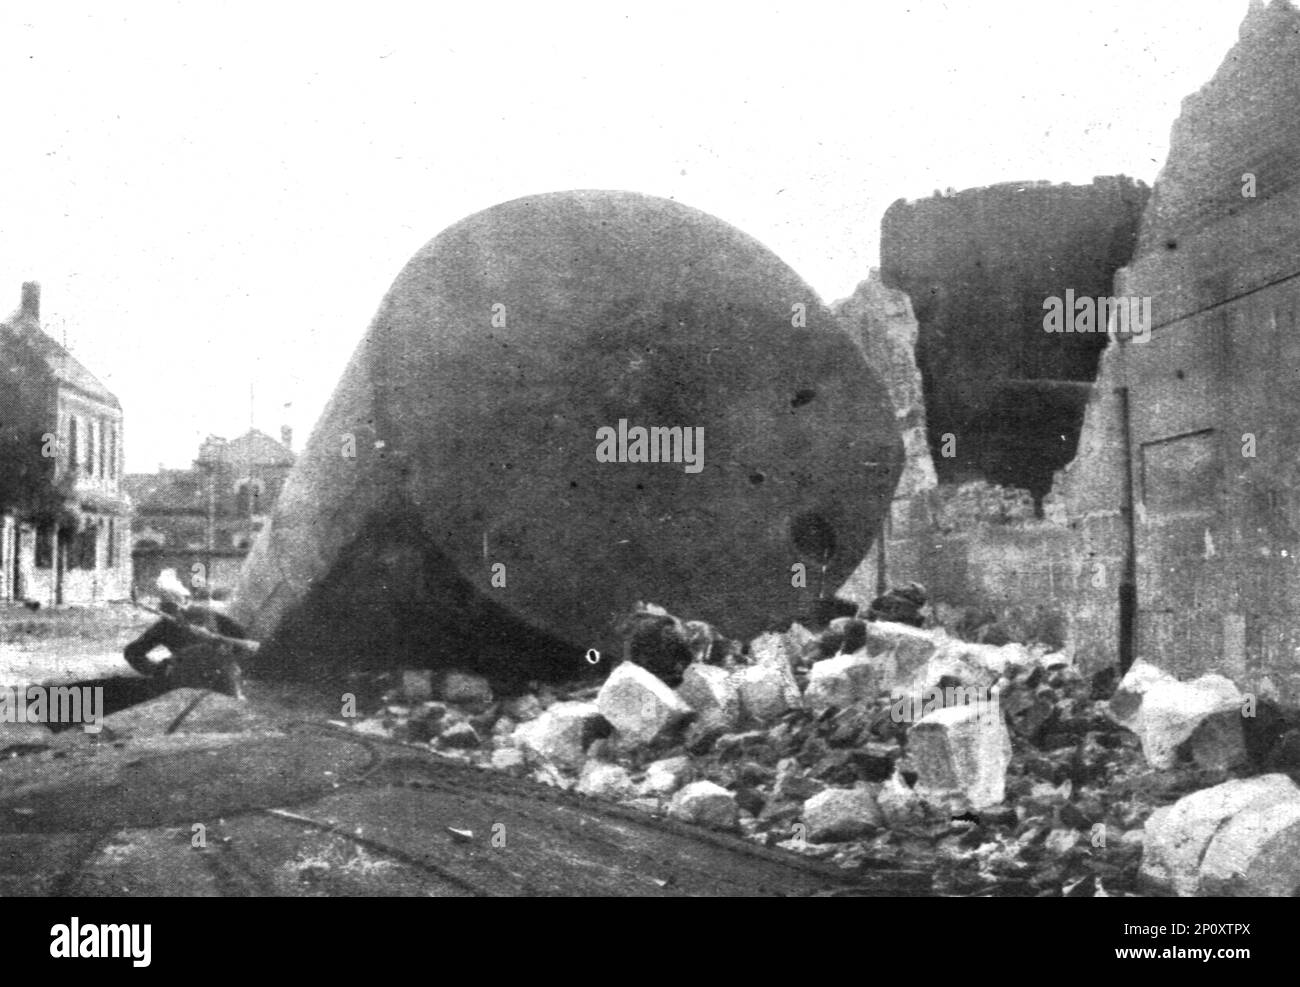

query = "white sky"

[0,1,1250,472]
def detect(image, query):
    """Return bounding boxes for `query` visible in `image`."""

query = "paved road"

[0,687,930,897]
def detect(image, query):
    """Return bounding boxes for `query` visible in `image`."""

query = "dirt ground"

[0,603,154,690]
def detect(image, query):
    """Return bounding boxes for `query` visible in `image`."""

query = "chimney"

[20,281,39,322]
[280,425,293,451]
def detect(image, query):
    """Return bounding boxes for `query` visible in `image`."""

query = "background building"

[125,426,295,597]
[0,282,131,605]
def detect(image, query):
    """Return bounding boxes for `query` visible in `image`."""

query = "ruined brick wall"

[832,271,937,502]
[844,476,1116,657]
[880,176,1148,500]
[834,275,1117,654]
[841,3,1300,697]
[839,182,1144,655]
[1064,0,1300,702]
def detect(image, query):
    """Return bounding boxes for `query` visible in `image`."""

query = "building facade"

[125,427,295,597]
[0,282,132,605]
[1066,0,1300,699]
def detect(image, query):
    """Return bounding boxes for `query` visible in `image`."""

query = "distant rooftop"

[0,282,120,409]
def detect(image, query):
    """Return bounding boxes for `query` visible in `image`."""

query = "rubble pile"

[345,604,1300,897]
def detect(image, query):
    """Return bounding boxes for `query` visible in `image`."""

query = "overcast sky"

[0,1,1250,472]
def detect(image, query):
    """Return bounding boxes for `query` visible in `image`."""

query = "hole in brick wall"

[882,180,1147,505]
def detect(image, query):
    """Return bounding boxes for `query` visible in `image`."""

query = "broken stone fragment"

[1140,774,1300,896]
[737,637,802,724]
[749,631,795,666]
[400,669,434,701]
[490,746,527,775]
[675,662,742,728]
[1107,660,1245,769]
[1199,797,1300,896]
[940,640,1034,678]
[1007,688,1058,742]
[437,721,480,749]
[501,694,543,722]
[853,742,901,782]
[577,762,636,801]
[350,718,395,739]
[908,693,1011,809]
[784,622,821,666]
[737,664,799,724]
[640,755,693,796]
[513,701,606,770]
[1044,828,1081,856]
[683,709,734,755]
[438,670,494,711]
[667,780,738,830]
[1139,773,1297,893]
[801,786,883,842]
[679,619,726,664]
[866,582,928,627]
[619,610,694,686]
[896,647,997,710]
[1181,710,1249,771]
[864,620,942,690]
[874,770,925,828]
[824,616,868,657]
[597,661,692,746]
[825,704,874,747]
[804,651,878,714]
[532,762,575,791]
[772,757,826,802]
[409,701,449,732]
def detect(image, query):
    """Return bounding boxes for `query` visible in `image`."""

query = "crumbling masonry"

[839,0,1300,704]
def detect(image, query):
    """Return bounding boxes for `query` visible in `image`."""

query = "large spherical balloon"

[233,190,902,683]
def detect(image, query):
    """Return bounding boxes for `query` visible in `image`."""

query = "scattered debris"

[1107,660,1246,770]
[802,786,883,842]
[909,697,1012,810]
[596,661,691,746]
[1140,774,1300,896]
[668,781,738,830]
[340,603,1300,896]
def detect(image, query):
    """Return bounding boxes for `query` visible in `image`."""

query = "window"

[107,519,116,567]
[35,523,53,569]
[57,527,72,571]
[74,524,97,569]
[67,416,79,474]
[236,478,265,516]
